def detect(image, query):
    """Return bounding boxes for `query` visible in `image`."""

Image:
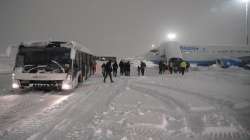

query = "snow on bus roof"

[19,41,93,55]
[68,41,93,55]
[21,41,49,47]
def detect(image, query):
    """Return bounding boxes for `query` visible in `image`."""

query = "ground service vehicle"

[12,41,94,90]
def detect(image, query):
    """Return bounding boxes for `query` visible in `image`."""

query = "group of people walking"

[119,60,131,76]
[159,59,190,76]
[100,58,190,83]
[137,61,146,76]
[101,60,135,83]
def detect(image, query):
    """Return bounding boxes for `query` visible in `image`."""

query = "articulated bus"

[12,41,94,90]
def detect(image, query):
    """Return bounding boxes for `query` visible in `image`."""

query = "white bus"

[12,41,94,90]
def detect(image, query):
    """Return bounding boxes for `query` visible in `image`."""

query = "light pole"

[241,0,249,45]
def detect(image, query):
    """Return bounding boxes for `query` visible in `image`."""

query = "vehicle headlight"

[62,81,72,90]
[12,81,20,89]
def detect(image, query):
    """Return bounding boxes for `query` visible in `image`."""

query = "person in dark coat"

[124,61,130,76]
[186,61,190,72]
[140,61,146,76]
[124,61,129,76]
[112,61,118,77]
[137,65,141,76]
[159,60,164,74]
[168,61,173,74]
[173,61,179,74]
[127,61,131,76]
[101,63,106,77]
[119,60,124,76]
[162,62,167,74]
[104,60,114,83]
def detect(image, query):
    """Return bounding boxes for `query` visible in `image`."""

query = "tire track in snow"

[129,84,188,113]
[34,79,128,140]
[0,92,62,131]
[135,80,234,108]
[0,85,98,140]
[128,84,193,138]
[133,81,245,123]
[131,81,250,139]
[29,85,102,140]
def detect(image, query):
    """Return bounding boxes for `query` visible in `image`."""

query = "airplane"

[145,41,250,68]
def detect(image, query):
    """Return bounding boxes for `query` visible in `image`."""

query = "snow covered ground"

[0,63,250,140]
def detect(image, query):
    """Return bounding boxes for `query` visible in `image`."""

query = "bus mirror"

[70,49,76,60]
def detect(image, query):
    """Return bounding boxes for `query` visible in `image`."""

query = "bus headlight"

[12,81,20,89]
[62,81,72,90]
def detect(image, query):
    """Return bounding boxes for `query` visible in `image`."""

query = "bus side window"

[82,53,86,76]
[75,51,80,71]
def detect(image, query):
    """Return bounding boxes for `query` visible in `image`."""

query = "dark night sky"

[0,0,248,56]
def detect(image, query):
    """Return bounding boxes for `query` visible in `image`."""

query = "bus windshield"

[16,47,71,73]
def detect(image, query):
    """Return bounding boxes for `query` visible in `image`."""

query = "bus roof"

[68,41,93,55]
[19,41,93,55]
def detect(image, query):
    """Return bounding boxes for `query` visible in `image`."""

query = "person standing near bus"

[104,60,114,83]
